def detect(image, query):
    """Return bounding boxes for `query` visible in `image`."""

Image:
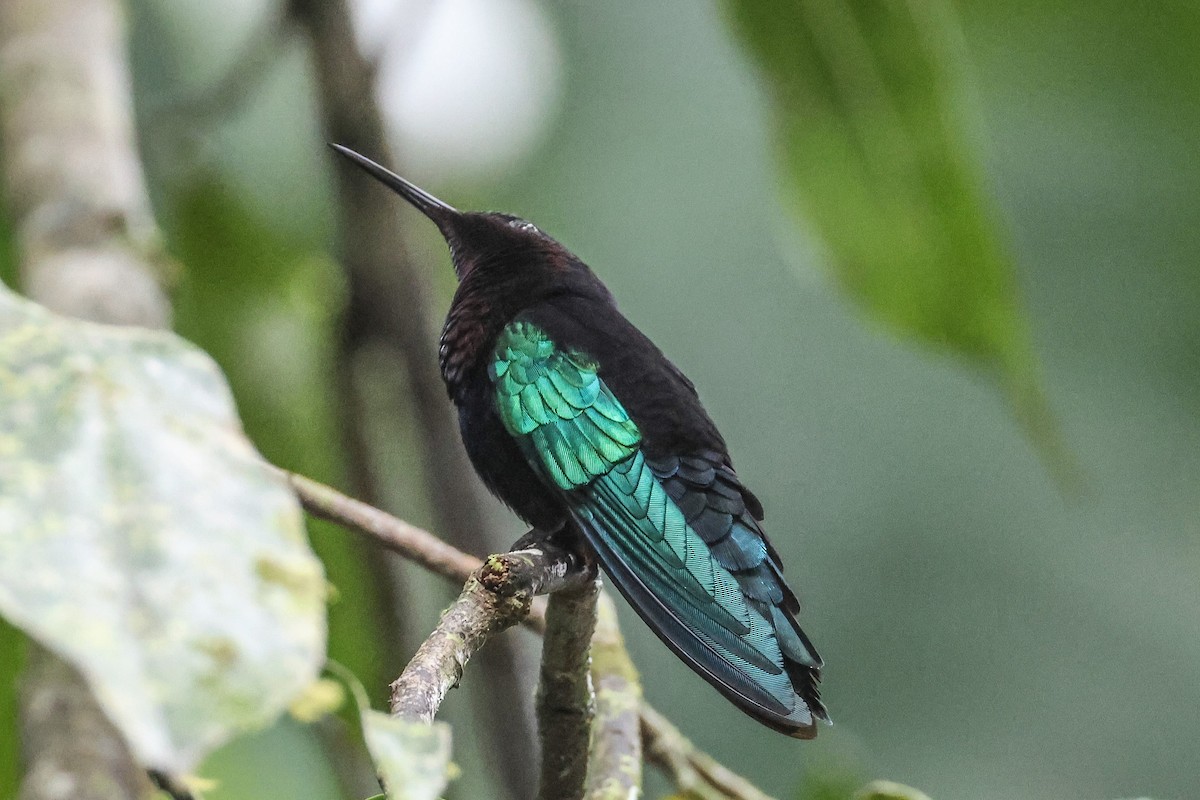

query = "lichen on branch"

[388,539,586,722]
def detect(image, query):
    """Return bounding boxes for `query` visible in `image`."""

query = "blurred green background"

[7,0,1199,798]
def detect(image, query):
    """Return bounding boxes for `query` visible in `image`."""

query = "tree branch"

[16,646,155,800]
[288,472,481,582]
[585,593,642,799]
[0,0,169,326]
[388,576,528,723]
[287,470,772,800]
[536,579,601,800]
[389,540,586,721]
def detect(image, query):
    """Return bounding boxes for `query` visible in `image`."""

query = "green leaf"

[325,662,453,800]
[854,780,933,800]
[361,711,453,800]
[0,286,327,774]
[724,0,1071,483]
[796,750,867,800]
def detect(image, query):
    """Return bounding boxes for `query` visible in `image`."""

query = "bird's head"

[330,144,603,300]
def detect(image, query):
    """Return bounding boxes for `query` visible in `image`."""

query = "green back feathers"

[490,320,640,489]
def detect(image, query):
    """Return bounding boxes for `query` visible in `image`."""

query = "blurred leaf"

[327,663,451,800]
[795,751,867,800]
[0,286,326,774]
[854,780,932,800]
[361,712,452,800]
[724,0,1070,482]
[289,677,348,723]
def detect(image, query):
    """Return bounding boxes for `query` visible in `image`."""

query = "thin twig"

[584,593,642,799]
[536,579,601,800]
[287,470,774,800]
[288,472,480,582]
[641,704,778,800]
[389,542,586,721]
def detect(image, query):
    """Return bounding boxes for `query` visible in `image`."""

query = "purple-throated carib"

[331,144,827,737]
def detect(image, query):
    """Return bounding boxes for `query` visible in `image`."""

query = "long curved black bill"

[328,143,457,224]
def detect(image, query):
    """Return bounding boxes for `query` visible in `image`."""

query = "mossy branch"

[585,593,643,799]
[289,470,776,800]
[536,578,601,800]
[388,540,587,722]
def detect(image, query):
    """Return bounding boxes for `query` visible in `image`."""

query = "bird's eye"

[508,219,539,234]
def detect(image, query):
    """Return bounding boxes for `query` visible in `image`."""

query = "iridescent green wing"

[489,318,824,735]
[490,319,641,489]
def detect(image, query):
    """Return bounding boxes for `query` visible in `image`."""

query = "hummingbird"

[331,144,827,737]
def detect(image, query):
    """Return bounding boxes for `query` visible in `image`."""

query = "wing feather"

[490,318,826,736]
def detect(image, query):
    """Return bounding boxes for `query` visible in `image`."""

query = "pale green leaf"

[288,677,347,723]
[725,0,1071,483]
[0,286,326,774]
[362,711,453,800]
